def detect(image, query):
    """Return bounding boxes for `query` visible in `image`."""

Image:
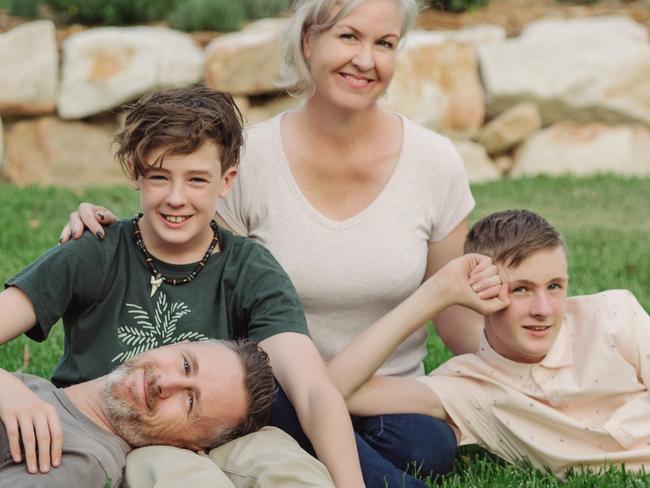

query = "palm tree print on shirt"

[112,292,209,363]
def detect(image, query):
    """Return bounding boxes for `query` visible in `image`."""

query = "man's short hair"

[203,339,276,449]
[464,209,566,267]
[114,84,244,179]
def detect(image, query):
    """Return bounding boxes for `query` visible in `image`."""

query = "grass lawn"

[1,175,649,486]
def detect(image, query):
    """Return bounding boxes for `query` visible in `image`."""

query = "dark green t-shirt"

[6,219,308,387]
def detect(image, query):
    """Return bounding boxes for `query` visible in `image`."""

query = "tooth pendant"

[150,274,163,297]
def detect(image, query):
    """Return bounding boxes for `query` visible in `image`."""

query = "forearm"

[346,375,447,420]
[295,383,364,488]
[0,287,37,345]
[328,276,451,398]
[0,368,23,390]
[260,333,364,487]
[433,305,483,355]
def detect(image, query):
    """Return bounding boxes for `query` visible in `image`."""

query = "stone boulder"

[242,96,303,125]
[494,155,515,175]
[0,21,58,116]
[416,24,506,46]
[452,139,501,183]
[3,117,125,187]
[512,122,650,177]
[58,27,204,119]
[479,16,650,126]
[479,102,542,155]
[204,19,288,96]
[384,26,505,135]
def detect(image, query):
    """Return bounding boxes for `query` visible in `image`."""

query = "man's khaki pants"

[125,426,334,488]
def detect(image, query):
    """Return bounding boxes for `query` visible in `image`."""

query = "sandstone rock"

[407,24,506,47]
[0,21,57,116]
[58,27,204,119]
[479,16,650,126]
[204,19,288,96]
[233,96,251,114]
[494,155,515,175]
[3,117,125,187]
[383,26,505,135]
[479,102,542,155]
[243,96,303,125]
[452,139,501,183]
[512,122,650,177]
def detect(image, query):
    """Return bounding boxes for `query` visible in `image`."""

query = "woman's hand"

[0,370,63,474]
[59,202,118,243]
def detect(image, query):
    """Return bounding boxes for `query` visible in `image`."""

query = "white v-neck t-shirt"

[217,113,474,377]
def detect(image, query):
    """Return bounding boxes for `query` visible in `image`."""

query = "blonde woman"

[62,0,489,485]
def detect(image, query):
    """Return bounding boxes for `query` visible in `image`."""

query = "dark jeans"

[268,384,457,487]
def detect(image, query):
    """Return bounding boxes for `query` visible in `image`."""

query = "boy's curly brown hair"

[114,84,245,179]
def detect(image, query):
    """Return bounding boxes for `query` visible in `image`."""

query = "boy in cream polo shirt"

[330,209,650,478]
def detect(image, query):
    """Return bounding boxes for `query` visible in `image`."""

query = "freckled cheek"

[143,188,167,204]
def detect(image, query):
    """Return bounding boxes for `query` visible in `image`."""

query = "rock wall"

[1,15,649,186]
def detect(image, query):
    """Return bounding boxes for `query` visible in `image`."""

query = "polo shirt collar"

[539,316,573,369]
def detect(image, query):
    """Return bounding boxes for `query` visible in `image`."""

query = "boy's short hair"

[114,84,244,179]
[464,209,566,267]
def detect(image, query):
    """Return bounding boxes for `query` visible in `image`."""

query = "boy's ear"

[218,167,238,198]
[128,160,141,190]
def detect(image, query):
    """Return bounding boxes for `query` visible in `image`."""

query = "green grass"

[0,185,139,376]
[1,175,649,486]
[436,450,650,487]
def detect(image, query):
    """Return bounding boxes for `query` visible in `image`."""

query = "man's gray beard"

[103,359,151,447]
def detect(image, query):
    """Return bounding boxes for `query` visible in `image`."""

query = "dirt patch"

[417,0,650,36]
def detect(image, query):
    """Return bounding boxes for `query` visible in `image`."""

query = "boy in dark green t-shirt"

[0,86,363,486]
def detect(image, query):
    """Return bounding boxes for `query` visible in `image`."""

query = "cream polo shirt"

[419,290,650,477]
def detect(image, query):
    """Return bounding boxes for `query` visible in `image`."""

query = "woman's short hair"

[280,0,419,96]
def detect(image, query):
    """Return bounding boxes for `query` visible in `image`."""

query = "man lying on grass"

[0,339,274,487]
[330,209,650,477]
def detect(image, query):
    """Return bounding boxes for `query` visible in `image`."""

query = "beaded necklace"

[132,213,219,297]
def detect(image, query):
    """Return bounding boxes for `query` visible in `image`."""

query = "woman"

[63,0,485,485]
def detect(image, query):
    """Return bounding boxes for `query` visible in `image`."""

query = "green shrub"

[168,0,245,32]
[6,0,289,28]
[7,0,41,18]
[8,0,175,24]
[426,0,488,12]
[54,0,175,24]
[242,0,291,20]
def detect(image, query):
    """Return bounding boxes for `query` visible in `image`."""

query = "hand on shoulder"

[59,202,118,243]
